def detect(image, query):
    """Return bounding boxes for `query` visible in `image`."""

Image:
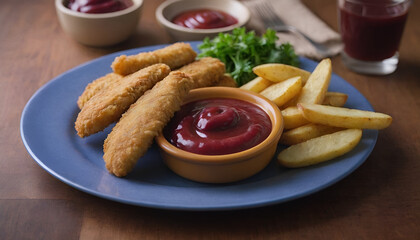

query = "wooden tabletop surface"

[1,0,419,239]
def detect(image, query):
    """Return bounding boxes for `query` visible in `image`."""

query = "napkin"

[243,0,343,60]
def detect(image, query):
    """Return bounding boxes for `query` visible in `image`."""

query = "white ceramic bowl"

[55,0,143,47]
[156,0,250,41]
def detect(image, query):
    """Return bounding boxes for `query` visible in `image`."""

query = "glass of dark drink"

[338,0,411,75]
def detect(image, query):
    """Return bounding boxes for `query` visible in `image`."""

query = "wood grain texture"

[1,0,419,239]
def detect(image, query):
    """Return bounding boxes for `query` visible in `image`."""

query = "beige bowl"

[156,0,250,41]
[156,87,283,184]
[55,0,143,47]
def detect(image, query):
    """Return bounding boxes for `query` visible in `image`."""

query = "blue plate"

[20,42,377,211]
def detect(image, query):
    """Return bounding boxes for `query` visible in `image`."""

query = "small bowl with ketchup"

[156,0,250,41]
[55,0,143,47]
[156,87,284,183]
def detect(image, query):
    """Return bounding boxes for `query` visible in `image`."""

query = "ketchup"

[172,9,238,29]
[67,0,133,14]
[164,98,272,155]
[339,0,409,61]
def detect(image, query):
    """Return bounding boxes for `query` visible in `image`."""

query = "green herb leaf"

[198,27,299,86]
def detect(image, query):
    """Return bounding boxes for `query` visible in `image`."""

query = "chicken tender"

[111,42,197,76]
[103,71,194,177]
[78,43,196,108]
[213,74,237,88]
[178,57,226,88]
[77,73,123,109]
[75,64,171,138]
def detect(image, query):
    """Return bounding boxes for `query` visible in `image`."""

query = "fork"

[254,1,329,56]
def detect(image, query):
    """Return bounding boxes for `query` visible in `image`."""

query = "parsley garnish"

[198,27,299,86]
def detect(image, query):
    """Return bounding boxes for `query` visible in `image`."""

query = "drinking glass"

[338,0,411,75]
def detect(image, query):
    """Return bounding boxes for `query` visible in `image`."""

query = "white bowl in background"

[55,0,143,47]
[156,0,250,41]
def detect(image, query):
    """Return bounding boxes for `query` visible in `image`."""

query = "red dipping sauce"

[339,0,410,61]
[67,0,133,14]
[172,9,238,29]
[164,98,272,155]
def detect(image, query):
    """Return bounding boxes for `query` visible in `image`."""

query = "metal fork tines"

[254,1,329,55]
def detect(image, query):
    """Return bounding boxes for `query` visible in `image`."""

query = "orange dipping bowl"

[155,87,284,183]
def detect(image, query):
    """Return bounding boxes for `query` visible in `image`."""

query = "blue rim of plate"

[20,41,378,211]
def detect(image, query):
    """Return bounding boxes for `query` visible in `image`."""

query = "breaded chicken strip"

[77,73,123,109]
[178,57,226,88]
[103,71,194,177]
[213,74,237,88]
[78,43,196,109]
[75,64,171,138]
[111,42,197,76]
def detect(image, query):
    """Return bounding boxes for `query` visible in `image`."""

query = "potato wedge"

[278,129,362,167]
[240,76,273,93]
[282,106,309,129]
[260,76,302,107]
[322,92,348,107]
[295,58,332,104]
[284,91,348,109]
[281,96,298,109]
[280,123,344,145]
[253,63,311,84]
[298,103,393,129]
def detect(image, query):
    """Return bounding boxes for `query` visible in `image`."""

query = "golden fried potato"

[322,92,348,107]
[278,129,362,167]
[240,76,272,93]
[279,123,344,145]
[297,103,393,129]
[295,58,332,104]
[281,106,309,129]
[260,76,302,107]
[253,63,311,84]
[280,96,298,109]
[283,91,348,109]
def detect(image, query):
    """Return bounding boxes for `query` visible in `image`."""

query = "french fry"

[283,91,348,109]
[282,106,310,129]
[260,76,302,107]
[297,103,393,129]
[278,129,362,168]
[281,96,298,109]
[279,123,344,145]
[253,63,311,84]
[295,58,332,104]
[322,92,348,107]
[281,92,347,129]
[240,76,272,93]
[250,58,392,169]
[279,59,332,126]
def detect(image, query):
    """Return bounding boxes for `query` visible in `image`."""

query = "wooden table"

[1,0,419,239]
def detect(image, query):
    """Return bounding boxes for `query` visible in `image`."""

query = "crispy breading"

[78,43,197,108]
[103,71,194,177]
[77,73,123,109]
[75,64,171,138]
[178,57,226,88]
[111,42,197,76]
[213,74,237,88]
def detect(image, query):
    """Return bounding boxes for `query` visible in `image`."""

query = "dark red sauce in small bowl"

[67,0,134,14]
[164,98,272,155]
[172,9,238,29]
